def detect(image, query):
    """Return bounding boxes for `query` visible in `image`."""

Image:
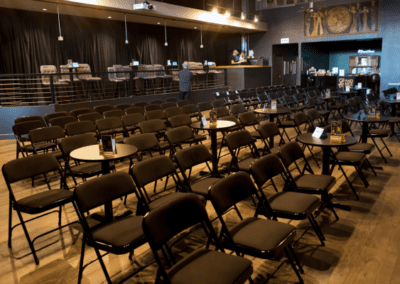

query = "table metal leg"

[269,114,275,148]
[322,147,331,175]
[361,121,368,143]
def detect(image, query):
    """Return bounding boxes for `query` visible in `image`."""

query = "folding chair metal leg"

[338,165,360,200]
[308,216,325,246]
[284,247,304,284]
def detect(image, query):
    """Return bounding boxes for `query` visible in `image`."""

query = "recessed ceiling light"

[43,8,47,11]
[194,27,197,29]
[108,16,112,19]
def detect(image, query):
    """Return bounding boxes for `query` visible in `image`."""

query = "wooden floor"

[1,122,400,284]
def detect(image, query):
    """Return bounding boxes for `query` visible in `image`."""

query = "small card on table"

[312,127,328,139]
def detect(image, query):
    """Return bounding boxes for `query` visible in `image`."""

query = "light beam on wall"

[125,14,129,44]
[200,25,204,48]
[164,21,168,46]
[57,5,63,41]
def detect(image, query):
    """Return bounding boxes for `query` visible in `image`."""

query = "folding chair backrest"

[251,154,285,188]
[169,114,192,128]
[44,112,69,125]
[212,100,225,109]
[142,193,208,248]
[139,119,166,134]
[182,104,198,115]
[49,116,77,129]
[125,106,144,115]
[13,120,46,136]
[165,97,178,103]
[114,104,132,111]
[231,104,246,116]
[144,104,162,112]
[2,153,60,184]
[133,101,148,108]
[258,122,281,139]
[130,155,176,187]
[209,172,256,214]
[166,126,193,146]
[293,112,309,127]
[198,102,213,111]
[278,141,304,168]
[177,100,190,107]
[59,133,98,157]
[149,99,164,105]
[225,130,254,151]
[161,102,177,110]
[15,115,45,124]
[121,113,145,128]
[77,112,103,124]
[164,107,184,118]
[94,105,113,114]
[145,109,166,120]
[103,109,125,119]
[70,108,92,119]
[74,172,135,212]
[30,126,65,143]
[238,112,257,126]
[96,117,123,132]
[215,107,230,118]
[124,133,160,152]
[65,121,96,136]
[175,144,211,171]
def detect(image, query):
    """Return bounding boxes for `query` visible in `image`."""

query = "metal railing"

[0,68,226,106]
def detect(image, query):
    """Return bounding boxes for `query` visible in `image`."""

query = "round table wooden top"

[253,108,290,115]
[70,143,137,163]
[343,113,388,123]
[191,120,236,131]
[296,133,358,148]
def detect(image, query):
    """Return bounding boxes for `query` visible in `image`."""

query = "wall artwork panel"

[304,0,379,38]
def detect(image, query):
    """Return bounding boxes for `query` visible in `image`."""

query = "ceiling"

[0,0,267,34]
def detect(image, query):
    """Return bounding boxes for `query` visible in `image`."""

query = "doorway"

[272,43,299,86]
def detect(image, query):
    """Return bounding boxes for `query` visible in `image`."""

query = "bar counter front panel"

[217,65,272,90]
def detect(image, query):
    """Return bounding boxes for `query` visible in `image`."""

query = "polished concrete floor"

[1,120,400,284]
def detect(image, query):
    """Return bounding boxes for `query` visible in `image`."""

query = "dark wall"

[250,0,399,96]
[301,44,330,71]
[0,8,233,75]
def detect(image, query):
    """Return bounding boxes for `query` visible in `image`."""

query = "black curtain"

[0,8,232,74]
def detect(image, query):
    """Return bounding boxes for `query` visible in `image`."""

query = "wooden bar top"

[216,65,271,69]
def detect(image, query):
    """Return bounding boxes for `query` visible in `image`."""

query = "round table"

[382,99,400,117]
[190,120,235,175]
[343,113,388,143]
[70,143,137,222]
[297,133,357,175]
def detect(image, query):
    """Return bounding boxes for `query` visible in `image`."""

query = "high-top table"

[191,120,235,175]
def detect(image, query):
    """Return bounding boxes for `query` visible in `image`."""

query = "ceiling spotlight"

[241,12,246,20]
[43,8,47,11]
[157,22,160,25]
[200,45,204,49]
[254,16,258,22]
[225,11,230,18]
[164,42,168,46]
[108,16,112,19]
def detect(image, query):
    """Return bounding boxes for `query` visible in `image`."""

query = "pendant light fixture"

[164,21,168,46]
[124,14,129,44]
[57,5,63,41]
[200,25,204,48]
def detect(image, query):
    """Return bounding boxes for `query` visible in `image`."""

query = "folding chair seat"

[103,109,125,119]
[258,122,285,155]
[175,144,221,198]
[70,108,93,119]
[209,172,304,284]
[77,112,103,124]
[278,142,339,220]
[168,114,207,143]
[59,134,102,187]
[121,113,145,135]
[74,172,148,284]
[44,111,69,126]
[144,104,162,112]
[142,193,254,284]
[251,154,325,246]
[94,105,114,115]
[124,106,145,115]
[12,120,47,159]
[65,121,97,137]
[225,130,260,174]
[129,155,187,215]
[2,153,79,264]
[212,99,226,109]
[96,117,128,142]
